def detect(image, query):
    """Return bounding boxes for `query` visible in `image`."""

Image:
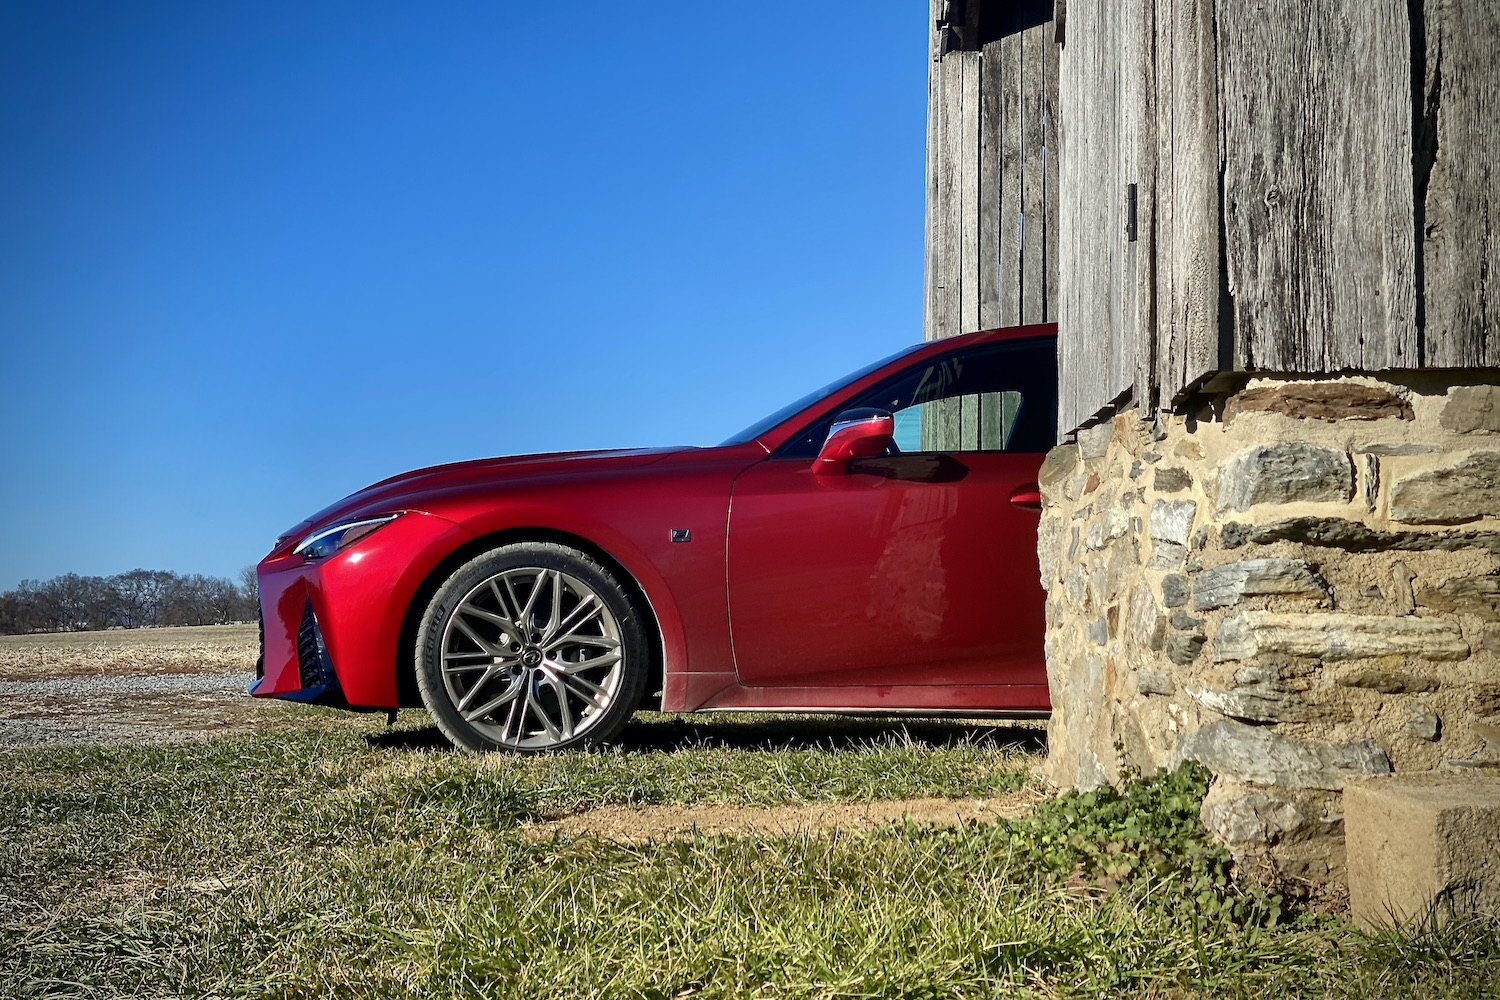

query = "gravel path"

[0,670,290,748]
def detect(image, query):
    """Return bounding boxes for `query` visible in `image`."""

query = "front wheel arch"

[395,527,664,711]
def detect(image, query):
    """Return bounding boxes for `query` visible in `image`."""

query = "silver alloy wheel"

[438,567,625,749]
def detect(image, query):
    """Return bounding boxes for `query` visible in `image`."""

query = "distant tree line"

[0,568,259,634]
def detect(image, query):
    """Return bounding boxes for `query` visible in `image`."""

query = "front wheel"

[415,542,648,753]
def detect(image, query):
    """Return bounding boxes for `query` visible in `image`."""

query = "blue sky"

[0,2,929,589]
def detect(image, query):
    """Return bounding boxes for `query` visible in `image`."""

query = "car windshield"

[719,342,928,446]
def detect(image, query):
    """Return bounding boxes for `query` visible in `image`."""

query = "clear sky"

[0,2,929,590]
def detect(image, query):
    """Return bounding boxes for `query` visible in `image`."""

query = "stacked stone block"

[1039,377,1500,878]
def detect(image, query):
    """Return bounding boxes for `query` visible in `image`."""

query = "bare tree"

[112,569,175,629]
[237,565,260,621]
[0,567,262,634]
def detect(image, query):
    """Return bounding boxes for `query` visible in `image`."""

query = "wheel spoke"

[547,570,563,638]
[462,677,522,721]
[529,683,563,742]
[462,598,522,644]
[498,685,529,737]
[548,632,621,652]
[501,576,525,623]
[542,596,602,648]
[456,665,501,713]
[542,672,576,739]
[557,651,622,675]
[519,571,547,631]
[451,616,505,656]
[558,672,610,712]
[442,659,495,674]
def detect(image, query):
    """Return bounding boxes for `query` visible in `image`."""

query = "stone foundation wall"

[1039,376,1500,879]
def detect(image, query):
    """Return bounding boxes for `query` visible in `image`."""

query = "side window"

[893,390,1025,452]
[775,337,1057,458]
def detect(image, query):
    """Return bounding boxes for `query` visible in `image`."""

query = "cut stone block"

[1336,670,1440,694]
[1216,443,1355,513]
[1224,383,1413,424]
[1150,499,1197,546]
[1390,451,1500,525]
[1077,422,1113,460]
[1415,575,1500,618]
[1161,574,1189,608]
[1175,720,1391,789]
[1185,678,1348,724]
[1345,773,1500,929]
[1192,558,1329,611]
[1218,516,1500,554]
[1441,385,1500,434]
[1166,632,1206,665]
[1154,466,1192,492]
[1215,612,1471,663]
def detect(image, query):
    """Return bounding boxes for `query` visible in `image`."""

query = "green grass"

[2,713,1495,999]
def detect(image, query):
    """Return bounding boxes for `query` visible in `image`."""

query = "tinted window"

[775,337,1057,458]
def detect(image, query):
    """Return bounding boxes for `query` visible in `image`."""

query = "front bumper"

[251,510,475,708]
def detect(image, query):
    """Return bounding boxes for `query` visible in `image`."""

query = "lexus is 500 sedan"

[253,324,1057,752]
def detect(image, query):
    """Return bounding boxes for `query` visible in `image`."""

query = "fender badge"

[670,529,691,543]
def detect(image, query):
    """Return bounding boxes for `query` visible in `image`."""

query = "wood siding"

[1148,0,1222,416]
[1051,0,1497,435]
[1218,0,1418,372]
[924,22,1058,341]
[1421,0,1500,367]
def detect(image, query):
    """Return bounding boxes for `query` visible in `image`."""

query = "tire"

[415,542,649,753]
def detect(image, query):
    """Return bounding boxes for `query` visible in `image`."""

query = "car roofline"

[751,323,1057,454]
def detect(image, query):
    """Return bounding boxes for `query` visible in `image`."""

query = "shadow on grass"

[364,712,1048,755]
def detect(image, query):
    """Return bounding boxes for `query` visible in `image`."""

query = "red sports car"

[254,324,1056,752]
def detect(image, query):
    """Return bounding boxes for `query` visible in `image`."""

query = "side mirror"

[813,408,895,476]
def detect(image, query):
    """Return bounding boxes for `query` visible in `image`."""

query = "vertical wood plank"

[979,40,1004,331]
[1153,0,1221,408]
[1119,0,1141,410]
[999,33,1024,326]
[1020,23,1049,325]
[1130,0,1158,412]
[1043,30,1061,323]
[960,392,980,449]
[924,35,939,341]
[1057,0,1134,435]
[936,54,964,339]
[1421,0,1500,366]
[1217,0,1417,372]
[959,51,983,335]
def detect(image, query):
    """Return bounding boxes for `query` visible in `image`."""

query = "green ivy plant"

[992,763,1284,928]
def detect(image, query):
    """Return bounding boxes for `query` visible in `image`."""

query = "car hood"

[282,447,688,542]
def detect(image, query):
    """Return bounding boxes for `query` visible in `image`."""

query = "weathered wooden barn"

[926,0,1500,878]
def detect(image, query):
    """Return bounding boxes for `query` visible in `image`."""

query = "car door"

[725,336,1055,690]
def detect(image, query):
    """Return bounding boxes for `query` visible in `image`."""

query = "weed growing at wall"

[997,763,1284,927]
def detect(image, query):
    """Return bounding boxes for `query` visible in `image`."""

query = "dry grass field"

[0,624,273,747]
[2,625,1496,998]
[0,623,257,681]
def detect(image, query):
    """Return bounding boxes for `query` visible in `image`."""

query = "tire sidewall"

[416,542,648,754]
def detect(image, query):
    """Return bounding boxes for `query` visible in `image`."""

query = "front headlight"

[293,513,403,560]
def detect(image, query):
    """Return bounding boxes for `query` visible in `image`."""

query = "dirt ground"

[0,624,258,680]
[0,624,291,747]
[521,790,1046,841]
